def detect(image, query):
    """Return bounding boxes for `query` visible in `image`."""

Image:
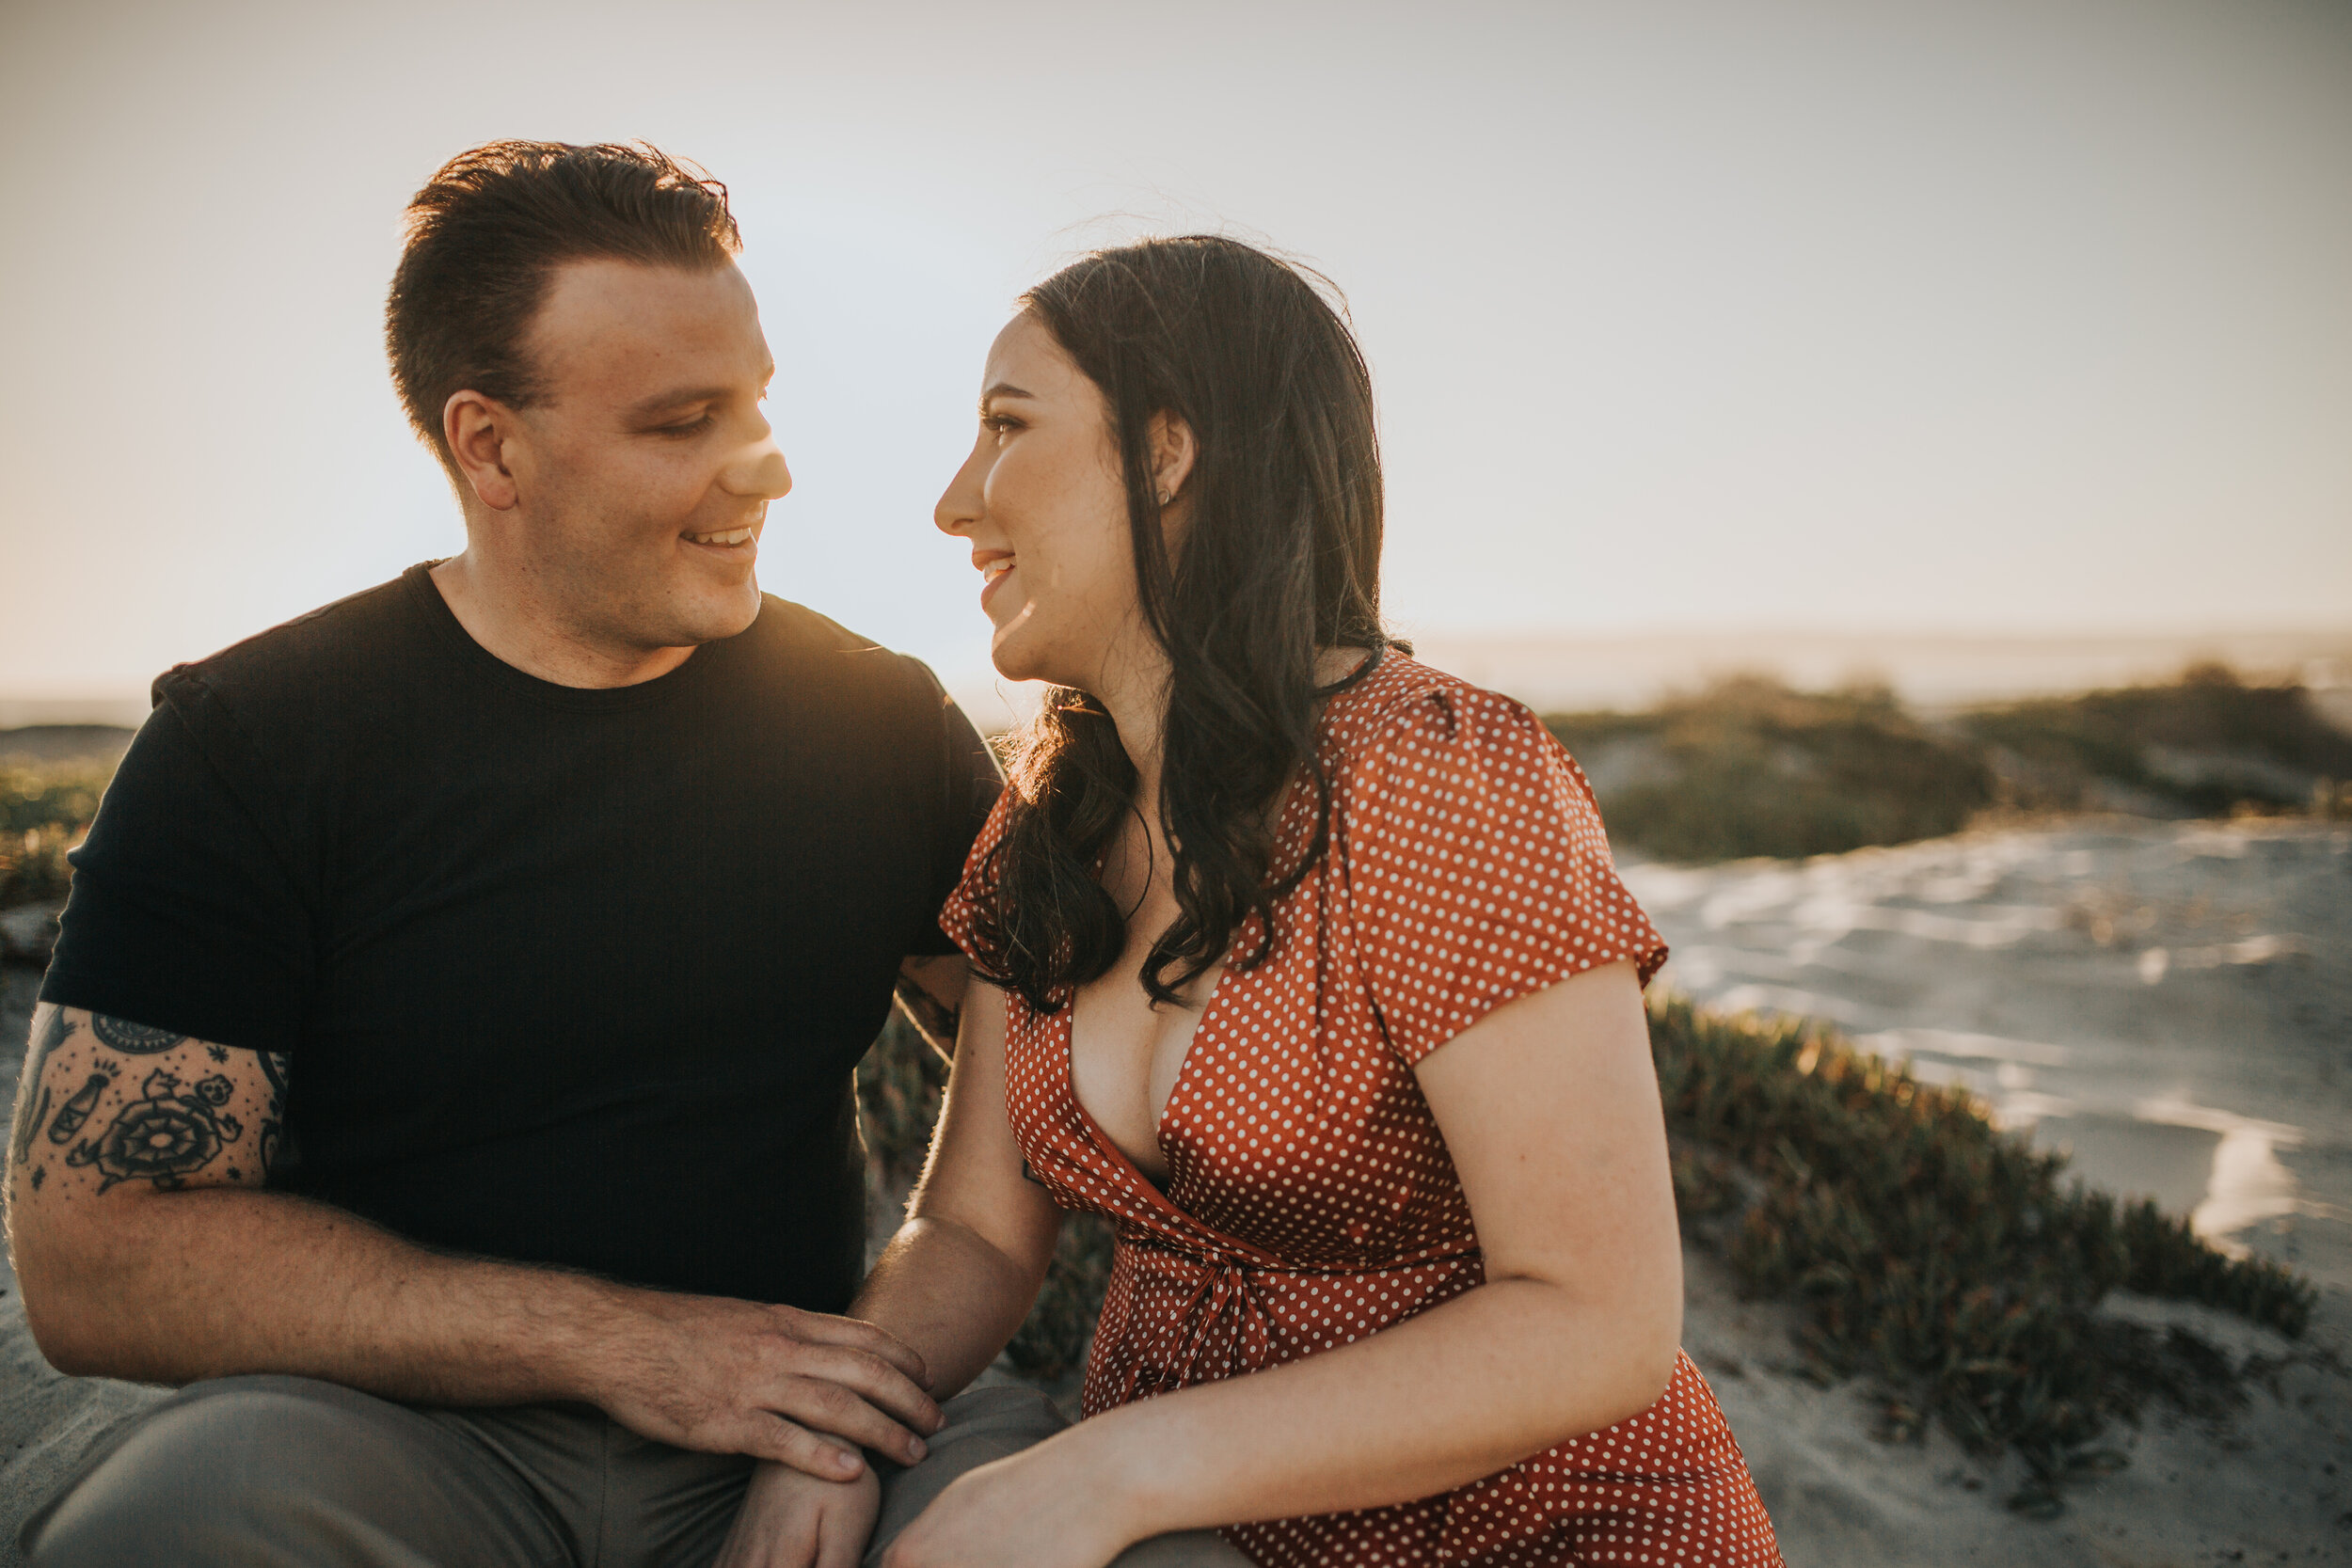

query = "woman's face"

[934,314,1151,691]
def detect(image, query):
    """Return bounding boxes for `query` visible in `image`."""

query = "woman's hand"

[714,1459,881,1568]
[877,1444,1138,1568]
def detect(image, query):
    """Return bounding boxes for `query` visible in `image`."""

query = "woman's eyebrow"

[980,382,1035,403]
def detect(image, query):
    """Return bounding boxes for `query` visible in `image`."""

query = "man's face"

[499,259,788,651]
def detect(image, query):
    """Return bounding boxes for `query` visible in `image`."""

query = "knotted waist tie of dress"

[1108,1230,1486,1405]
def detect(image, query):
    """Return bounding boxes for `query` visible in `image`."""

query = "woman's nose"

[934,441,985,537]
[723,431,793,500]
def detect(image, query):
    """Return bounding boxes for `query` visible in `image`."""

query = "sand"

[1689,1241,2351,1564]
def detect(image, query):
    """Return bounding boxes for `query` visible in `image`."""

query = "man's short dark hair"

[386,140,741,475]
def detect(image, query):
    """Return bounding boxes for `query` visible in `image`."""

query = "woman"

[753,235,1781,1568]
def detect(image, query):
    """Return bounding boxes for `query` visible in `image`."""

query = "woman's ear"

[1146,412,1198,507]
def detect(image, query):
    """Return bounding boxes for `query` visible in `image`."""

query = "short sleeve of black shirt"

[40,568,1004,1309]
[41,683,315,1055]
[906,662,1004,958]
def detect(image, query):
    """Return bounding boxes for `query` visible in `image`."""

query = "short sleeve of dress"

[1345,684,1667,1067]
[937,786,1020,963]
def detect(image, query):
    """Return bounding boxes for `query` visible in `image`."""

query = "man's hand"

[714,1460,881,1568]
[596,1291,945,1479]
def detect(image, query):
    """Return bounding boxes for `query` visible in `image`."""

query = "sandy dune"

[1626,816,2352,1562]
[1689,1242,2350,1564]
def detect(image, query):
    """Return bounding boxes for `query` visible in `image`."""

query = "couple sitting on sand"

[6,141,1779,1568]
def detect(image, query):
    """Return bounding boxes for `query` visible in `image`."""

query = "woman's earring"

[1156,488,1171,505]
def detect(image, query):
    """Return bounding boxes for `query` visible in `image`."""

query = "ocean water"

[1621,817,2352,1294]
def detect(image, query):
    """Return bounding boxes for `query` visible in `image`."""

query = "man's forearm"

[19,1179,946,1470]
[19,1180,644,1402]
[8,1004,942,1473]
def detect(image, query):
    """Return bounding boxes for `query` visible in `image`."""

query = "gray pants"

[19,1375,1248,1568]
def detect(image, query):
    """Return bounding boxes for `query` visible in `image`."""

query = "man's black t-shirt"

[40,564,998,1311]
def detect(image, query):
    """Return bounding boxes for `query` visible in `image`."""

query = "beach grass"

[1651,993,2315,1505]
[10,701,2331,1497]
[0,766,107,908]
[1546,664,2351,863]
[1543,678,1995,863]
[1960,661,2352,816]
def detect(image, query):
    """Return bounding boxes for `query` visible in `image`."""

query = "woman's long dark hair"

[968,235,1397,1014]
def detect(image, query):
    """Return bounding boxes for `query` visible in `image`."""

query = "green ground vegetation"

[0,765,110,909]
[1960,661,2352,817]
[1545,664,2352,863]
[1545,678,1994,862]
[1655,993,2314,1511]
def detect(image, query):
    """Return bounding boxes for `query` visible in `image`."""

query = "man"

[7,141,992,1565]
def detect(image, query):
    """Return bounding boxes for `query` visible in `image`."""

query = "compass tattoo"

[67,1069,246,1194]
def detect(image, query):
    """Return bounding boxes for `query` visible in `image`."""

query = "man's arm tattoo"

[47,1071,112,1144]
[253,1049,289,1178]
[893,975,961,1061]
[88,1016,187,1054]
[10,1007,73,1165]
[66,1068,246,1193]
[14,1010,290,1196]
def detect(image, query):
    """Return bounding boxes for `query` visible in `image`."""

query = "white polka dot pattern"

[1348,678,1667,1065]
[942,655,1782,1567]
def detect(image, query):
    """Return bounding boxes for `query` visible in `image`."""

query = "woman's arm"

[714,984,1068,1566]
[856,978,1068,1399]
[879,959,1681,1568]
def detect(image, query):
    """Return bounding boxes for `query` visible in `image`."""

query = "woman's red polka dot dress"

[942,654,1783,1567]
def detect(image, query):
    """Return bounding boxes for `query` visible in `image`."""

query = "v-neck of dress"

[1050,655,1372,1219]
[1049,963,1291,1275]
[1057,946,1241,1203]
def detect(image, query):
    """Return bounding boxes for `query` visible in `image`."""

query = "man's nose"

[723,433,792,501]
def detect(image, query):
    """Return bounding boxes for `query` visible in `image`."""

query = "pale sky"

[3,0,2347,713]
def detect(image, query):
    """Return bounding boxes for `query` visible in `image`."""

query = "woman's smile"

[975,549,1017,613]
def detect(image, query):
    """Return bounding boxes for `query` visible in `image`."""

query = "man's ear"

[1146,411,1198,508]
[443,390,521,512]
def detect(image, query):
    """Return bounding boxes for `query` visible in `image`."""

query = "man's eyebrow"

[626,385,735,418]
[980,382,1035,403]
[628,364,774,420]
